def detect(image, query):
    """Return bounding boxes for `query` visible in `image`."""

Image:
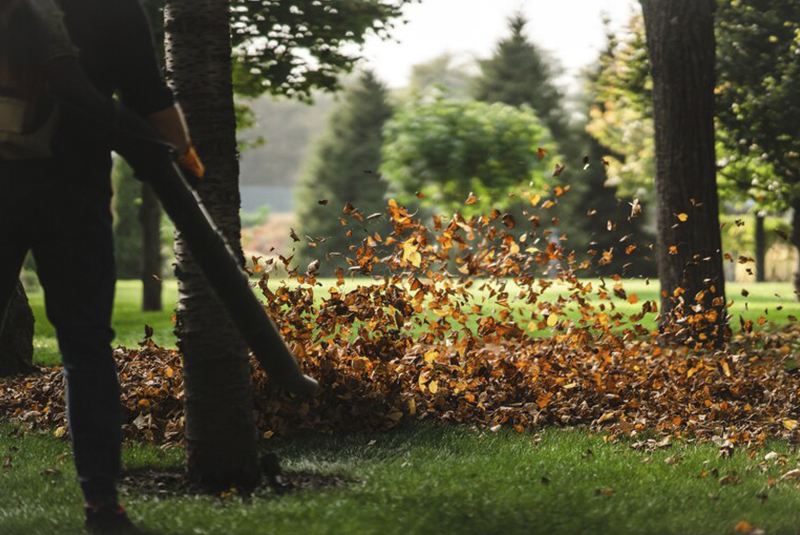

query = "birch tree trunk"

[164,0,259,491]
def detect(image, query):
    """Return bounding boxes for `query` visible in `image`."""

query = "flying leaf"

[629,198,642,220]
[402,239,422,267]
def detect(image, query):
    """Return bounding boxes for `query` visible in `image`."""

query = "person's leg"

[32,182,120,506]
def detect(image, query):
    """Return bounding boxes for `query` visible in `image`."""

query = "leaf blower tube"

[45,58,319,396]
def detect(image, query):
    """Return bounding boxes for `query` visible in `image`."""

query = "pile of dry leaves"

[2,193,799,448]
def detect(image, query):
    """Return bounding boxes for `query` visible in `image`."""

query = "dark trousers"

[0,163,120,505]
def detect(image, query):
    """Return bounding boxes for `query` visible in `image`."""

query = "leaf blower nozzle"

[150,157,319,397]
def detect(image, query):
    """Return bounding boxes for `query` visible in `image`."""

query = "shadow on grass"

[120,465,356,500]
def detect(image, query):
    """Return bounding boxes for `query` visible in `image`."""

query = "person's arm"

[112,0,204,177]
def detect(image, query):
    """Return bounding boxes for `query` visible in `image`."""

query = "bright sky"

[360,0,640,92]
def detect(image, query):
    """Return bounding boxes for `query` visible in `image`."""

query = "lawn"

[2,424,798,535]
[8,279,800,535]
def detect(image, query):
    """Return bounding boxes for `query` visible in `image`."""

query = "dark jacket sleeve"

[112,0,174,116]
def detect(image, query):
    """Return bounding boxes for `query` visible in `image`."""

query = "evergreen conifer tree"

[473,13,569,143]
[294,71,394,275]
[473,14,586,262]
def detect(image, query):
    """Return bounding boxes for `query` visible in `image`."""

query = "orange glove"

[178,146,205,178]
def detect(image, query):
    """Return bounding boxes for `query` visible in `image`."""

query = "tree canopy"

[716,0,800,211]
[381,97,557,215]
[231,0,418,101]
[587,8,796,211]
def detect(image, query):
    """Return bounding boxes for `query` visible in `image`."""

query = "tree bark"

[755,212,766,283]
[0,281,36,377]
[140,183,163,311]
[792,200,800,300]
[164,0,259,491]
[640,0,727,343]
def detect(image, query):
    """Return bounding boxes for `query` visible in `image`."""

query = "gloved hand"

[178,146,205,178]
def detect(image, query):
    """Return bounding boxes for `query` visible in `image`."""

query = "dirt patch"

[119,467,355,500]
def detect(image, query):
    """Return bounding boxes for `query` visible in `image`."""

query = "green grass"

[1,424,798,535]
[27,279,800,367]
[11,281,800,534]
[26,282,180,367]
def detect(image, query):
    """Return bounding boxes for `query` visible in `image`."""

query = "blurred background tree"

[716,0,800,295]
[407,53,474,99]
[294,71,395,275]
[381,97,557,215]
[586,7,800,288]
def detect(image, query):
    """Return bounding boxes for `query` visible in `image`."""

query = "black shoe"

[85,503,140,534]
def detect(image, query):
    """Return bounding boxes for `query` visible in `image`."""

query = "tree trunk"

[792,200,800,300]
[640,0,727,343]
[164,0,260,491]
[755,212,766,283]
[0,281,36,377]
[140,183,163,311]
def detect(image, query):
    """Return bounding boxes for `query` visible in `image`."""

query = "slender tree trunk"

[164,0,259,491]
[792,201,800,300]
[140,184,163,311]
[640,0,727,343]
[755,212,766,283]
[0,281,36,377]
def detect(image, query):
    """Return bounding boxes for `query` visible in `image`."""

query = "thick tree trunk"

[755,212,766,283]
[164,0,259,491]
[641,0,727,343]
[140,183,163,311]
[0,281,36,377]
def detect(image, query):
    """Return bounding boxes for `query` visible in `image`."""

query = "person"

[0,0,202,532]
